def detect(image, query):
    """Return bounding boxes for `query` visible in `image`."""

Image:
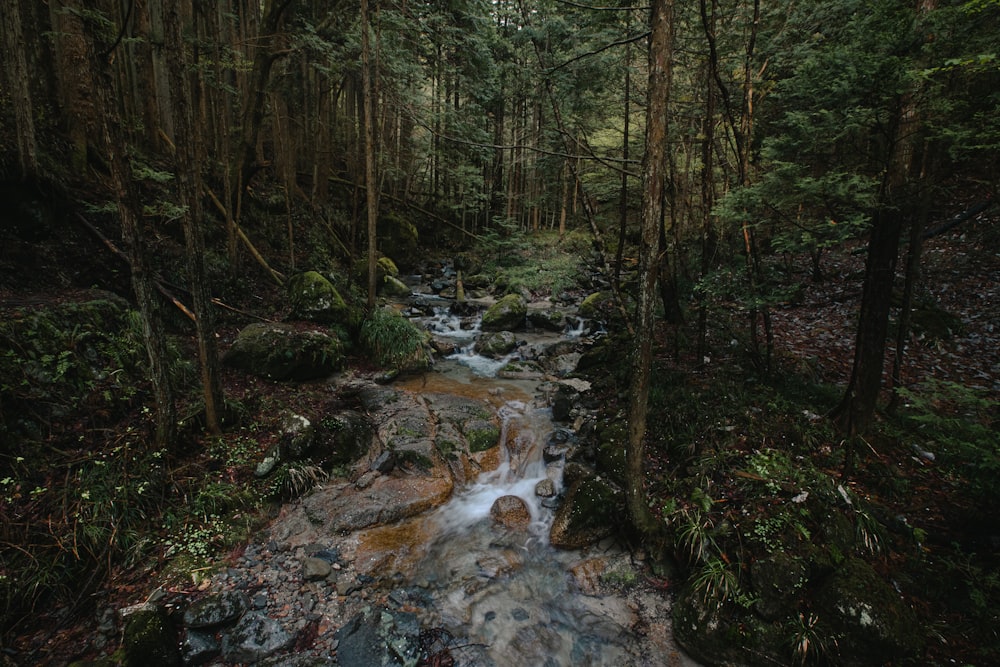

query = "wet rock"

[180,628,220,665]
[481,293,527,331]
[550,476,623,549]
[527,308,567,332]
[497,359,545,380]
[220,612,294,663]
[477,549,524,578]
[302,556,332,581]
[223,323,344,381]
[335,609,421,667]
[183,591,249,629]
[313,409,374,467]
[474,330,518,358]
[371,450,397,474]
[551,384,580,422]
[122,605,180,667]
[490,495,533,529]
[535,478,557,498]
[382,274,412,298]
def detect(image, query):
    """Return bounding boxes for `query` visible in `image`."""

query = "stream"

[380,304,698,667]
[220,297,698,666]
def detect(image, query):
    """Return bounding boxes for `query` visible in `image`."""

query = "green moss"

[463,419,500,453]
[286,271,349,323]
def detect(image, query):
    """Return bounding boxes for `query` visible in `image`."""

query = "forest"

[1,0,998,664]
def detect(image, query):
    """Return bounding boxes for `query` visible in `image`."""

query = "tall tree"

[164,0,225,435]
[361,0,380,307]
[1,0,38,178]
[82,1,176,447]
[626,0,673,534]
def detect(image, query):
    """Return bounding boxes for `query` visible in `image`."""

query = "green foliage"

[359,307,429,370]
[691,557,743,608]
[480,228,588,297]
[895,379,998,505]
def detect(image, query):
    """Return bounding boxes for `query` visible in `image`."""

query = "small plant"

[691,557,741,607]
[360,307,430,370]
[788,612,834,666]
[854,506,885,556]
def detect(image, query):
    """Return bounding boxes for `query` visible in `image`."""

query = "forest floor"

[2,196,999,665]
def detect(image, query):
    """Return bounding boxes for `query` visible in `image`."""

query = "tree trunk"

[833,0,935,447]
[1,0,39,178]
[626,0,673,536]
[236,0,292,194]
[361,0,380,308]
[164,0,225,435]
[83,3,176,447]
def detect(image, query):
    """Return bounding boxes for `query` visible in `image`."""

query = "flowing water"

[387,306,697,667]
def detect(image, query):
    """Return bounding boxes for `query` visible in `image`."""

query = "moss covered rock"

[474,330,518,358]
[381,275,412,298]
[481,293,527,331]
[814,557,923,666]
[286,271,349,323]
[549,475,623,549]
[224,322,344,381]
[578,291,613,318]
[122,606,180,667]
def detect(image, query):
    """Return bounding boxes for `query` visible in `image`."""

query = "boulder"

[481,293,527,331]
[526,308,566,332]
[750,552,808,621]
[549,476,623,549]
[286,271,349,323]
[122,605,180,667]
[223,322,344,381]
[814,557,923,666]
[578,291,613,318]
[220,612,294,663]
[381,275,412,298]
[183,591,249,629]
[490,495,533,529]
[335,609,421,667]
[474,330,518,358]
[313,409,374,467]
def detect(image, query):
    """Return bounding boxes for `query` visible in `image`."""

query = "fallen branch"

[74,212,196,322]
[204,186,286,286]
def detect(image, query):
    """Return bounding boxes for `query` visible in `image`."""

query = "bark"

[164,0,225,435]
[833,0,936,445]
[361,0,380,308]
[82,3,176,447]
[236,0,292,193]
[1,1,39,178]
[626,0,673,536]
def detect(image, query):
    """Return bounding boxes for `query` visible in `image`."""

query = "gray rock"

[221,612,294,663]
[335,609,421,667]
[302,556,333,581]
[180,628,220,666]
[474,330,518,358]
[183,591,249,629]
